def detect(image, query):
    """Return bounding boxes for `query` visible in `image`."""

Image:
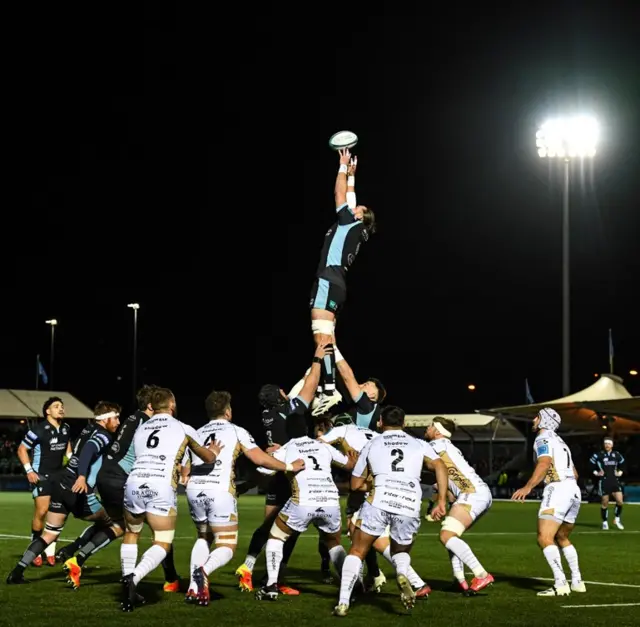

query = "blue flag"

[525,378,534,404]
[38,356,48,385]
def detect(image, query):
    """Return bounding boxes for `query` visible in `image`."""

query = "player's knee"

[127,521,144,534]
[153,529,175,545]
[536,532,554,549]
[268,522,290,542]
[44,522,64,538]
[311,319,335,337]
[441,516,466,541]
[214,529,238,550]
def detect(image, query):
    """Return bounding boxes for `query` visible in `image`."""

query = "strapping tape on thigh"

[214,530,238,545]
[441,516,466,536]
[311,319,335,335]
[154,529,175,543]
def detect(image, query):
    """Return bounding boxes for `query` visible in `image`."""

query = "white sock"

[448,549,466,583]
[561,544,582,584]
[542,545,567,587]
[406,566,425,588]
[189,538,210,592]
[391,552,411,577]
[339,555,362,606]
[265,538,283,586]
[328,545,346,576]
[244,555,257,572]
[120,543,138,576]
[132,544,167,586]
[445,537,487,578]
[44,541,56,557]
[381,546,393,564]
[203,546,234,577]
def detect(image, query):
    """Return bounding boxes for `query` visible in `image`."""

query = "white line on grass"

[534,577,640,589]
[562,603,640,609]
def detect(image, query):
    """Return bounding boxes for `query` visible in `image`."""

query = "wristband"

[334,346,344,362]
[24,463,33,473]
[313,356,322,364]
[593,470,599,475]
[285,462,294,472]
[347,175,355,187]
[338,164,348,174]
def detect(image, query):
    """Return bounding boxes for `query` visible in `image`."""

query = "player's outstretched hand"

[208,439,225,457]
[431,502,446,521]
[511,486,531,501]
[339,148,351,165]
[347,155,357,176]
[291,458,305,472]
[315,340,333,360]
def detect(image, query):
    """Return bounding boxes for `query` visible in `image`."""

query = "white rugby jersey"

[320,423,378,454]
[185,419,258,495]
[270,436,349,507]
[129,413,199,488]
[353,429,439,518]
[428,438,487,496]
[534,430,576,484]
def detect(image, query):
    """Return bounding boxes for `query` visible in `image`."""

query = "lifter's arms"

[189,437,224,464]
[334,349,361,402]
[297,341,332,406]
[335,148,350,208]
[511,457,552,500]
[424,457,448,521]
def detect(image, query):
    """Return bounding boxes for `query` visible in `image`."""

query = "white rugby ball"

[328,130,358,150]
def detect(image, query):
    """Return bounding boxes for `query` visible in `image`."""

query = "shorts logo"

[329,300,337,310]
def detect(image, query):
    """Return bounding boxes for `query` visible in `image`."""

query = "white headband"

[433,421,451,438]
[604,438,613,444]
[95,411,118,421]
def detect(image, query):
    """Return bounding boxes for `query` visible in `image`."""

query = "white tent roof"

[404,413,525,442]
[405,414,495,427]
[481,374,640,434]
[0,390,93,420]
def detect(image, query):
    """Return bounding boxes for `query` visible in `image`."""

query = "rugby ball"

[328,130,358,150]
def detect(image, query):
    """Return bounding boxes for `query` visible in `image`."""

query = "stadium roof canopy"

[479,374,640,435]
[0,389,93,421]
[404,414,524,442]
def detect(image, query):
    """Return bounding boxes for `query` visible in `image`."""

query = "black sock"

[76,527,118,567]
[322,344,336,395]
[318,538,330,571]
[31,528,42,542]
[18,536,49,569]
[601,507,608,521]
[161,544,179,582]
[364,547,380,578]
[62,525,99,557]
[247,517,273,558]
[614,504,623,519]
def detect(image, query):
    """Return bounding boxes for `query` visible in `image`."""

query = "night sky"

[4,2,639,433]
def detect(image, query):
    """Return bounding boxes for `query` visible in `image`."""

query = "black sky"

[3,2,639,432]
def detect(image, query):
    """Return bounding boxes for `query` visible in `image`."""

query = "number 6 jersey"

[129,413,200,488]
[353,430,439,518]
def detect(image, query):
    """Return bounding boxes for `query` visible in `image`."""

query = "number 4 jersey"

[129,413,199,488]
[533,430,576,484]
[353,429,439,518]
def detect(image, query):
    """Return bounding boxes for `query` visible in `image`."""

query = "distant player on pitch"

[512,408,585,596]
[589,437,625,530]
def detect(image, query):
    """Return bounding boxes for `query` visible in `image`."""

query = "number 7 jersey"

[533,430,576,484]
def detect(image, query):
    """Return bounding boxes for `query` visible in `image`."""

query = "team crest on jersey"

[111,442,120,454]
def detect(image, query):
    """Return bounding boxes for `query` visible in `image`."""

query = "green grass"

[1,493,638,627]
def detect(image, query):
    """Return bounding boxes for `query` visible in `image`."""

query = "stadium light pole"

[127,303,140,405]
[536,116,599,396]
[45,319,58,390]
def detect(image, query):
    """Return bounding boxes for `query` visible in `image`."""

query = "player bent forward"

[334,406,449,617]
[512,408,585,596]
[119,388,221,611]
[183,390,305,605]
[254,419,357,601]
[425,417,494,594]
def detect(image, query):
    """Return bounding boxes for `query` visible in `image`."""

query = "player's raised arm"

[346,155,357,209]
[297,341,333,406]
[333,346,362,402]
[334,148,350,208]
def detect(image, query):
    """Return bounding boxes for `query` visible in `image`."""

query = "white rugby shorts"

[279,499,341,534]
[355,501,420,545]
[124,479,177,517]
[452,487,492,522]
[186,481,238,526]
[538,480,581,524]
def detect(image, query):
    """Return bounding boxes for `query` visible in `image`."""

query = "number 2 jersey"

[129,413,199,489]
[185,419,258,496]
[353,430,439,518]
[269,436,349,507]
[534,430,576,484]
